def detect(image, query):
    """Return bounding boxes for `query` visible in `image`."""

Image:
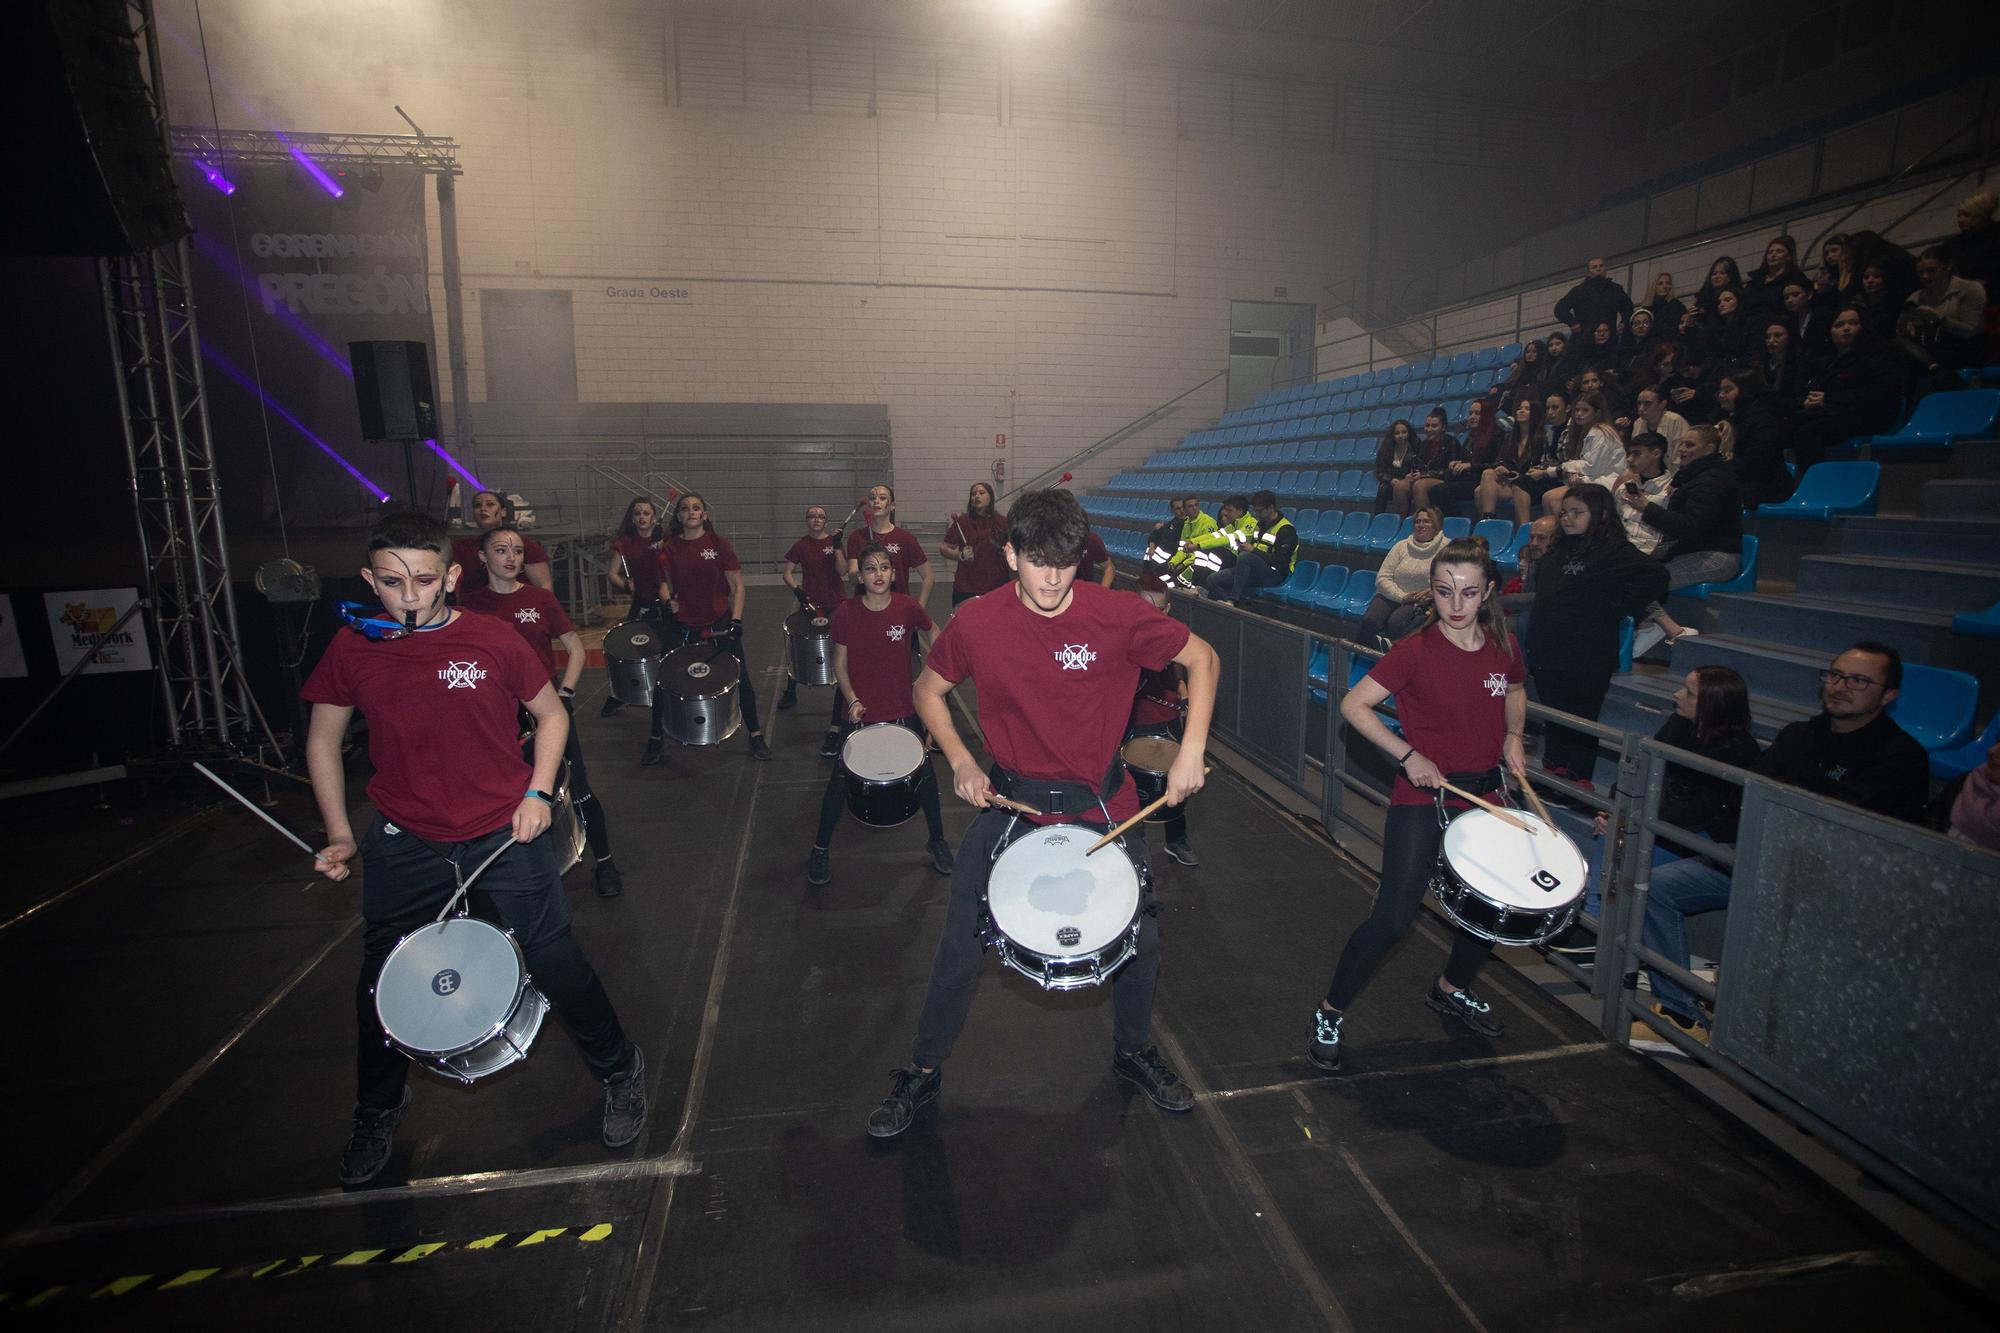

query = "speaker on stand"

[348,339,441,513]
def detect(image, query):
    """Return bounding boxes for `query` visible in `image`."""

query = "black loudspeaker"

[349,340,439,440]
[0,2,189,256]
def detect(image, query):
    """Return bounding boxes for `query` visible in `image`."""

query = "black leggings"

[1529,665,1611,780]
[813,720,944,848]
[650,617,761,739]
[1324,803,1493,1011]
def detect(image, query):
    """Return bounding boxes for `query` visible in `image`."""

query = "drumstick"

[1086,767,1212,855]
[986,794,1043,817]
[1513,771,1556,831]
[192,762,320,859]
[1437,780,1533,833]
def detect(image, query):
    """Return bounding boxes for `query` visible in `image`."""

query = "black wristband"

[1397,746,1415,769]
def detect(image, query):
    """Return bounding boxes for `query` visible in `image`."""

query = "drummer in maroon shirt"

[302,512,644,1187]
[1126,582,1198,868]
[463,525,622,897]
[806,544,953,886]
[777,504,848,716]
[601,495,668,716]
[1307,537,1530,1075]
[1072,524,1117,589]
[939,481,1009,606]
[865,489,1220,1139]
[845,483,933,606]
[453,490,552,594]
[646,491,771,763]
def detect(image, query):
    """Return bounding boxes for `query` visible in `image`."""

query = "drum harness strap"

[1429,768,1508,828]
[389,828,518,926]
[984,757,1158,918]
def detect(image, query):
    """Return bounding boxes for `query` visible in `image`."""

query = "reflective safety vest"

[1249,516,1298,573]
[1187,513,1255,552]
[1178,510,1216,543]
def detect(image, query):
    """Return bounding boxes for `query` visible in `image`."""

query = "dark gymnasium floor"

[1,589,1990,1331]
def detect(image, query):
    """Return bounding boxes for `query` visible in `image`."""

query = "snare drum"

[602,620,664,707]
[1120,735,1181,824]
[785,609,837,687]
[1429,806,1587,946]
[374,916,550,1084]
[841,723,928,827]
[658,645,742,746]
[985,824,1145,991]
[549,760,586,874]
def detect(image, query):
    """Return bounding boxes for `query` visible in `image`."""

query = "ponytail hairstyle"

[669,490,720,538]
[1409,536,1515,660]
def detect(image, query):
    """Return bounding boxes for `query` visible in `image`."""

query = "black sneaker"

[602,1048,647,1148]
[818,730,843,760]
[748,734,772,761]
[641,737,664,766]
[1163,839,1199,868]
[337,1086,413,1186]
[807,846,831,886]
[776,685,797,711]
[1306,1008,1344,1073]
[600,696,625,717]
[1428,983,1506,1038]
[1113,1045,1195,1113]
[594,859,624,898]
[927,838,955,875]
[867,1066,940,1139]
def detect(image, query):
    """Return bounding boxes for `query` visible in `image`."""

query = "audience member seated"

[1203,490,1297,605]
[1373,417,1423,516]
[1819,233,1859,309]
[1628,425,1743,655]
[1927,738,2000,853]
[1498,515,1557,639]
[1943,189,2000,349]
[1892,246,1988,384]
[1790,306,1904,473]
[1543,330,1570,375]
[1635,643,1932,1036]
[1645,271,1688,333]
[1494,338,1551,406]
[1407,408,1459,514]
[1598,431,1673,555]
[1782,278,1831,357]
[1716,369,1795,508]
[1357,506,1447,644]
[1847,228,1921,306]
[1571,319,1625,377]
[1850,261,1903,342]
[1629,384,1688,448]
[1554,256,1633,337]
[1538,390,1624,517]
[1759,316,1814,403]
[1740,234,1808,325]
[1690,286,1752,372]
[1573,366,1628,420]
[1693,256,1743,319]
[1433,397,1505,517]
[1618,308,1663,382]
[1480,396,1550,525]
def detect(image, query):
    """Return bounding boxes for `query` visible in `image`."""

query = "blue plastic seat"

[1867,389,2000,449]
[1335,470,1367,501]
[1311,511,1346,545]
[1473,346,1501,370]
[1334,510,1373,550]
[1363,513,1405,552]
[1757,462,1880,520]
[1443,373,1471,398]
[1929,709,2000,780]
[1388,363,1414,383]
[1441,516,1471,540]
[1887,663,1980,753]
[1450,350,1477,373]
[1471,517,1514,551]
[1493,525,1534,573]
[1953,599,2000,638]
[1680,535,1758,600]
[1337,568,1378,617]
[1293,507,1320,535]
[1304,563,1350,612]
[1277,469,1300,495]
[1265,559,1320,605]
[1307,642,1330,703]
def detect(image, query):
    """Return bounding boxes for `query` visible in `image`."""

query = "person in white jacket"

[1356,507,1448,644]
[1589,432,1674,554]
[1538,391,1625,518]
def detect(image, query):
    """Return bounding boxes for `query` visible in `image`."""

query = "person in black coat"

[1759,316,1814,405]
[1782,279,1831,358]
[1739,235,1808,326]
[1554,258,1634,337]
[1789,307,1906,473]
[1693,256,1743,319]
[1527,483,1671,783]
[1717,369,1795,508]
[1644,272,1688,336]
[1627,426,1744,655]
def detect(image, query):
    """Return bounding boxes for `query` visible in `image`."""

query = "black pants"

[1529,664,1611,780]
[1324,803,1492,1011]
[814,718,944,848]
[912,809,1159,1069]
[650,617,761,739]
[354,817,632,1110]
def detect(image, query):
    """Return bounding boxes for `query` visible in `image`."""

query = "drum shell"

[603,620,664,707]
[659,645,743,746]
[374,918,550,1083]
[1120,731,1182,825]
[549,760,586,873]
[841,724,928,827]
[984,827,1147,991]
[785,609,837,686]
[1429,808,1586,947]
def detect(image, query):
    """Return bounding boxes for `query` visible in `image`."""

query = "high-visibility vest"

[1178,510,1216,543]
[1249,516,1298,572]
[1187,513,1255,551]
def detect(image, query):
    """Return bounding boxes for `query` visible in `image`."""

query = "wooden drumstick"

[986,794,1043,817]
[1513,772,1556,831]
[1086,767,1212,855]
[1436,780,1533,833]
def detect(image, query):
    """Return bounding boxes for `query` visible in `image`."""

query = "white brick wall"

[164,0,1382,526]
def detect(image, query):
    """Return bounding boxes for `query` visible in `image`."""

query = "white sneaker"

[1629,621,1667,658]
[1669,627,1701,644]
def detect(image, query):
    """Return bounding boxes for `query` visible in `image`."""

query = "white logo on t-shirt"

[514,607,542,625]
[884,542,901,555]
[439,660,488,689]
[887,624,907,642]
[821,546,835,556]
[1483,672,1508,697]
[1054,643,1098,671]
[699,548,718,561]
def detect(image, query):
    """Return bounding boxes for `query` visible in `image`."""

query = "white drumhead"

[987,826,1141,956]
[842,724,925,781]
[376,919,524,1055]
[1440,808,1587,910]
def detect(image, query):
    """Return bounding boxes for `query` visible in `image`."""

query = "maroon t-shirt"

[830,592,933,721]
[929,582,1189,825]
[845,524,928,596]
[611,531,664,602]
[784,532,846,609]
[301,611,549,842]
[461,582,574,679]
[453,533,550,592]
[1075,530,1111,584]
[1129,664,1184,729]
[1367,624,1525,806]
[659,531,740,626]
[946,513,1009,597]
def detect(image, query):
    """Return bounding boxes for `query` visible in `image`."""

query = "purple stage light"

[193,158,236,195]
[190,232,354,376]
[200,342,390,501]
[425,439,485,491]
[275,133,344,197]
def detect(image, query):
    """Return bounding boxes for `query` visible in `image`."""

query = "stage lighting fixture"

[193,158,236,195]
[277,133,344,197]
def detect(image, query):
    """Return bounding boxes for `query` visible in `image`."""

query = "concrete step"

[1794,553,2000,613]
[1920,478,2000,517]
[1829,515,2000,562]
[1668,633,1843,713]
[1709,592,1952,661]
